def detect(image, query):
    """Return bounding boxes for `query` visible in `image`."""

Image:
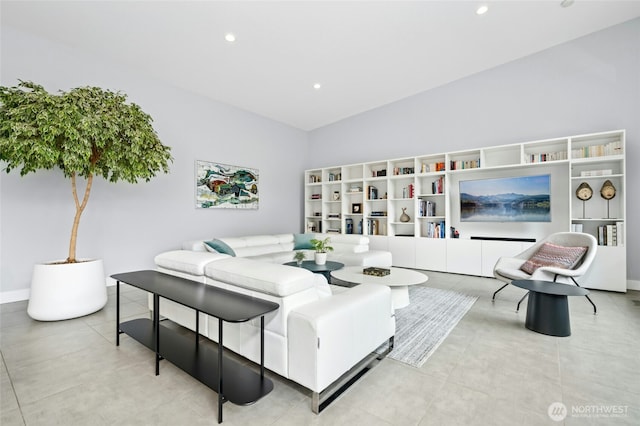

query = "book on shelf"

[424,220,446,238]
[401,184,414,199]
[449,158,480,170]
[419,200,436,217]
[596,222,624,246]
[368,185,378,200]
[607,224,615,246]
[580,169,613,177]
[367,219,381,235]
[526,150,568,163]
[617,221,624,246]
[421,161,446,173]
[572,140,623,158]
[431,176,444,194]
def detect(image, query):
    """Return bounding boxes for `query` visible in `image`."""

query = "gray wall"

[309,18,639,282]
[2,18,639,298]
[0,27,309,296]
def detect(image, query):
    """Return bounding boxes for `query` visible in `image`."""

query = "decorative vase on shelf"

[399,208,410,223]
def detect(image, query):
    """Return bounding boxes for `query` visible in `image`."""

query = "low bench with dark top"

[113,270,279,424]
[511,279,589,337]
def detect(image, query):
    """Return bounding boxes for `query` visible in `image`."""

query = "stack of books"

[597,222,624,246]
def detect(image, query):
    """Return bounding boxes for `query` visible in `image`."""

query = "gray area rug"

[387,286,477,368]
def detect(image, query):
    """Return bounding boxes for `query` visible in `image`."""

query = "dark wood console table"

[113,270,279,423]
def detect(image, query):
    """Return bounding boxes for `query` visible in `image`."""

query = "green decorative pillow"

[293,233,314,250]
[204,239,236,256]
[520,242,587,274]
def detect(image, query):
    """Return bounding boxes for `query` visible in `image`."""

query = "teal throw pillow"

[293,233,314,250]
[204,239,236,256]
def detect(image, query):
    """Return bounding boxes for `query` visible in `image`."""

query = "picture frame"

[459,174,550,222]
[195,160,259,209]
[352,203,362,214]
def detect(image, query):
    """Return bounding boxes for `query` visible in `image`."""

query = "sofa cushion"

[313,233,369,253]
[246,251,301,264]
[329,250,392,267]
[293,233,314,250]
[155,250,230,276]
[520,242,587,274]
[205,257,314,297]
[233,244,285,257]
[204,239,236,256]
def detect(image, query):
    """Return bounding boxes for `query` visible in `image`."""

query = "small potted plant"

[293,251,306,267]
[310,237,333,265]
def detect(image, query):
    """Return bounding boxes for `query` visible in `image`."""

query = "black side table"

[511,279,589,337]
[283,260,344,281]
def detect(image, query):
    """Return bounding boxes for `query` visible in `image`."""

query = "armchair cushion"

[520,242,587,274]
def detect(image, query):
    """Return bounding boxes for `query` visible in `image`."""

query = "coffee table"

[511,279,589,337]
[284,260,344,280]
[331,266,428,309]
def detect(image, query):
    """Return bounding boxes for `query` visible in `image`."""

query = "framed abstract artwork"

[195,160,259,209]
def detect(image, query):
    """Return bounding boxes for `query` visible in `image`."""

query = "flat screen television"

[459,174,551,222]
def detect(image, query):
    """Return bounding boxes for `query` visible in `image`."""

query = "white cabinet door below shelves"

[446,239,482,276]
[580,246,626,292]
[389,237,416,268]
[415,238,447,272]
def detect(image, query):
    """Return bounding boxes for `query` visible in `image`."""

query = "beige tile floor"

[1,272,639,425]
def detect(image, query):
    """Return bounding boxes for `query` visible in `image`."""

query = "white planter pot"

[314,252,328,265]
[27,259,108,321]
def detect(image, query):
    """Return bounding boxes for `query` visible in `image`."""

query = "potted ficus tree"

[0,81,172,321]
[310,237,333,265]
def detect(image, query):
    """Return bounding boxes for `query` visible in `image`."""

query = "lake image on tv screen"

[459,175,551,222]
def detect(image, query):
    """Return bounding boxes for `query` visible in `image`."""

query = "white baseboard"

[0,289,30,304]
[1,276,116,305]
[627,279,640,291]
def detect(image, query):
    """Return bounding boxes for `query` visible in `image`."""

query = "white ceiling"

[3,1,640,131]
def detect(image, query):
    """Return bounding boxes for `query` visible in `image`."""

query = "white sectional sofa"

[153,233,394,412]
[182,232,392,267]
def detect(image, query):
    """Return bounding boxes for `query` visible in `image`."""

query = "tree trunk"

[68,173,94,263]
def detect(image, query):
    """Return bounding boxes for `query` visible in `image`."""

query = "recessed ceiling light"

[224,33,236,43]
[476,5,489,15]
[313,83,322,90]
[560,0,574,7]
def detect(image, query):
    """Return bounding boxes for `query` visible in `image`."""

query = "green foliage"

[0,80,172,182]
[310,237,333,253]
[294,251,306,262]
[0,80,173,263]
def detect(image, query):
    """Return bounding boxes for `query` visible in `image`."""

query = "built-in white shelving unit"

[304,130,626,292]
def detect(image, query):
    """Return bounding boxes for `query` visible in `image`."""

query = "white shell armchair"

[492,232,598,314]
